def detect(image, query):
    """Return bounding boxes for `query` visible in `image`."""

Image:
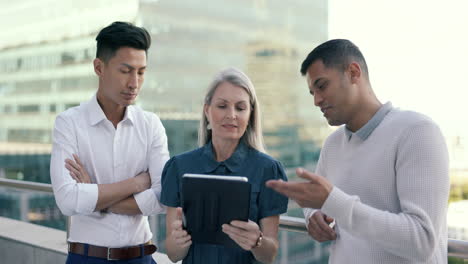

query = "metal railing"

[1,178,468,259]
[280,215,468,260]
[0,178,53,192]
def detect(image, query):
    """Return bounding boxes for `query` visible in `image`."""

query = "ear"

[203,104,210,121]
[347,62,362,84]
[93,58,104,77]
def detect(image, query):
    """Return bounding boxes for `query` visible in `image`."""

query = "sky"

[328,0,468,139]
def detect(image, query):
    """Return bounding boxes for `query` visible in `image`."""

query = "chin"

[218,135,242,141]
[121,100,135,106]
[327,119,344,127]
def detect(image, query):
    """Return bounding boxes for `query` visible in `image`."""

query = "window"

[18,105,40,113]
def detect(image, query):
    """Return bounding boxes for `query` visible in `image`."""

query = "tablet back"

[182,173,251,248]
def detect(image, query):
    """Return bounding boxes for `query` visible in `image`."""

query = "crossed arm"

[65,154,149,214]
[50,114,168,216]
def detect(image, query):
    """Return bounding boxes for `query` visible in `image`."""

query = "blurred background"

[0,0,467,263]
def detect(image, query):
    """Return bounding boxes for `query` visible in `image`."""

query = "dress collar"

[200,140,249,174]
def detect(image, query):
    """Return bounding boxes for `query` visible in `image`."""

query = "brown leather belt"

[68,241,157,260]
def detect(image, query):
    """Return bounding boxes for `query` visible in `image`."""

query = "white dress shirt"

[50,95,169,247]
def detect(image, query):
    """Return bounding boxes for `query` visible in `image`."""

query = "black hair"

[300,39,369,78]
[95,21,151,63]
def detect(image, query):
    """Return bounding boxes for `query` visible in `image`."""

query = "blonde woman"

[161,68,288,264]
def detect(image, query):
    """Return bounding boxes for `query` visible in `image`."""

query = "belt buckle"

[107,248,117,261]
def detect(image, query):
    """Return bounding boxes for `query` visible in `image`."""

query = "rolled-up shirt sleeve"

[134,114,170,216]
[50,114,98,216]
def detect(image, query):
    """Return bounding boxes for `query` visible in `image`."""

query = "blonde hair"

[198,67,266,153]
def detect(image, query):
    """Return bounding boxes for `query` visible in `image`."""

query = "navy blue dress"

[160,140,288,264]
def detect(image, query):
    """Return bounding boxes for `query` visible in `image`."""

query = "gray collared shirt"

[345,102,393,141]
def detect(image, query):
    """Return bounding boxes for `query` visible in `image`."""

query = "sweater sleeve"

[321,120,449,262]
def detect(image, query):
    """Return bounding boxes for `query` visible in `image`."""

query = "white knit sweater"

[304,105,449,263]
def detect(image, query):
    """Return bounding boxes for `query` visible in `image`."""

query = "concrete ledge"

[0,216,178,264]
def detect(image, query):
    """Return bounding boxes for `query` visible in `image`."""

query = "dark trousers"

[66,252,157,264]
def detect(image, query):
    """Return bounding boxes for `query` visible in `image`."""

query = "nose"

[226,106,237,120]
[314,92,323,107]
[128,72,139,90]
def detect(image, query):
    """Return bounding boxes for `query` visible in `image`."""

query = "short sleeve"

[258,160,288,220]
[160,157,181,207]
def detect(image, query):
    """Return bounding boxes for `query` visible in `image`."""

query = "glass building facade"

[0,0,331,263]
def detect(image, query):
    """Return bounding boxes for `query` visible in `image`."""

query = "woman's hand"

[165,207,192,262]
[222,220,262,251]
[170,207,192,249]
[65,154,91,183]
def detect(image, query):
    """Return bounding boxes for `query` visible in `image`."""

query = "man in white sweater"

[267,39,449,263]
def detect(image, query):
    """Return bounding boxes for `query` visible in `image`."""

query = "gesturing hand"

[266,167,333,209]
[222,220,262,251]
[308,211,336,242]
[170,207,192,249]
[65,154,91,183]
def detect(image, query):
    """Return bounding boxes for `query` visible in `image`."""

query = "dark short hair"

[95,21,151,63]
[300,39,369,78]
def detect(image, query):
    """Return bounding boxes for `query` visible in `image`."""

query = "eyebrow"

[313,77,324,88]
[120,63,147,70]
[214,98,248,104]
[308,77,325,95]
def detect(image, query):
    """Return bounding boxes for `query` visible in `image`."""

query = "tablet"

[181,173,251,248]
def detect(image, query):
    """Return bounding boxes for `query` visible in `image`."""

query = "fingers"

[171,218,184,230]
[308,212,336,242]
[265,180,300,199]
[325,215,334,223]
[73,154,83,167]
[65,158,81,172]
[65,155,92,184]
[265,179,282,189]
[315,213,336,239]
[229,220,257,231]
[73,154,86,176]
[138,171,150,178]
[170,215,192,248]
[222,220,260,251]
[266,172,313,198]
[176,207,183,220]
[296,167,319,182]
[177,237,192,248]
[65,160,82,182]
[171,226,192,247]
[176,207,187,228]
[267,181,313,209]
[223,227,254,250]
